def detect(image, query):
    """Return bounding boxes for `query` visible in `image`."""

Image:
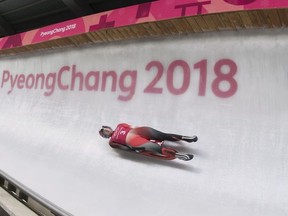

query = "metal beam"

[0,16,14,36]
[61,0,94,17]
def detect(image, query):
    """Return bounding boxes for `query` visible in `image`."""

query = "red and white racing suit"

[109,123,184,160]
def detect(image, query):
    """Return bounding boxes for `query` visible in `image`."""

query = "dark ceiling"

[0,0,155,38]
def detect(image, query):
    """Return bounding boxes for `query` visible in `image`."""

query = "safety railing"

[0,170,73,216]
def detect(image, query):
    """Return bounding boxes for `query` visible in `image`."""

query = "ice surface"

[0,29,287,216]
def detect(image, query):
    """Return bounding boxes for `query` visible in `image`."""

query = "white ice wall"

[0,29,287,216]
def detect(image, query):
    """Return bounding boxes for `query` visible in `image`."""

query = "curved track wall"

[0,28,287,215]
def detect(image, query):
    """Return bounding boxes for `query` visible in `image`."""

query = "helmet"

[99,126,113,138]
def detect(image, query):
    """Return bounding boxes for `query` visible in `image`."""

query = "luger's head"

[99,126,113,138]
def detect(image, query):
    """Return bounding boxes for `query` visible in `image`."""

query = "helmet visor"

[99,126,112,138]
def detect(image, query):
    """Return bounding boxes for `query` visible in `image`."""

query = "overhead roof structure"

[0,0,153,37]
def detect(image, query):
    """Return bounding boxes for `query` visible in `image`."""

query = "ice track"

[0,29,288,216]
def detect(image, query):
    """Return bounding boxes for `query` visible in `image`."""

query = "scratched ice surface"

[0,29,287,216]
